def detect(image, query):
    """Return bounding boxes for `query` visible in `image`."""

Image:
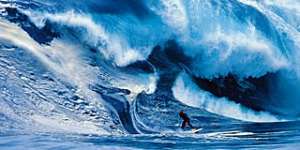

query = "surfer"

[179,110,194,129]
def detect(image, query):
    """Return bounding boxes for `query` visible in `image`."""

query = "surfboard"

[160,128,202,135]
[180,128,203,134]
[191,128,202,133]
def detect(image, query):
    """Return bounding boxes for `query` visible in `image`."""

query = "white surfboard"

[160,128,202,135]
[180,128,203,134]
[191,128,202,133]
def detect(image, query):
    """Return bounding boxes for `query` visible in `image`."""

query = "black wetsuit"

[179,112,193,129]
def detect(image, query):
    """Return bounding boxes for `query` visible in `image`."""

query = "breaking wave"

[0,0,300,135]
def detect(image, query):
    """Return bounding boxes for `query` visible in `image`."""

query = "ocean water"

[0,0,300,149]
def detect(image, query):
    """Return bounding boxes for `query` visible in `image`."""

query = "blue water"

[1,0,300,149]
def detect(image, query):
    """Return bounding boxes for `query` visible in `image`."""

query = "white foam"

[245,0,300,16]
[172,72,283,122]
[30,114,109,135]
[0,19,95,102]
[147,0,188,36]
[190,23,288,78]
[21,10,146,66]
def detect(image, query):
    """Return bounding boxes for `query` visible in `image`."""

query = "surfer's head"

[179,110,184,117]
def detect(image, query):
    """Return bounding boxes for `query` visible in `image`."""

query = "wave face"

[0,0,300,138]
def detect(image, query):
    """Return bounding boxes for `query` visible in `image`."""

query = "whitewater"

[0,0,300,149]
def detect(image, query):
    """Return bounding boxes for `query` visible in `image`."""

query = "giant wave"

[0,0,300,136]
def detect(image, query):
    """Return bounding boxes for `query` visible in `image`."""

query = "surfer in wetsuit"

[179,110,193,129]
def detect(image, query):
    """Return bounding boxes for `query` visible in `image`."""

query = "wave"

[13,0,293,78]
[0,0,300,135]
